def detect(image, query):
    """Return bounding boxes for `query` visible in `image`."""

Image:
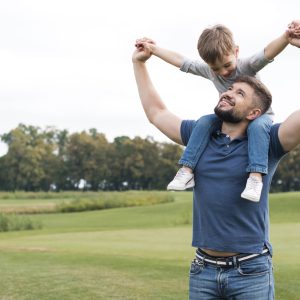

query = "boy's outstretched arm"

[135,37,185,68]
[264,20,300,59]
[264,32,289,60]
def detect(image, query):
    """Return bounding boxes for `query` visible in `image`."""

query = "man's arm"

[278,110,300,152]
[135,37,184,68]
[133,43,183,145]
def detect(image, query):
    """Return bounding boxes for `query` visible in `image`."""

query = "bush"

[56,191,174,213]
[0,213,42,232]
[0,191,87,200]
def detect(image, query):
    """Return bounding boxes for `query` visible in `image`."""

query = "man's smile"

[218,96,235,107]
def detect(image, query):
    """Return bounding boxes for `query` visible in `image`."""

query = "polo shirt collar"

[213,130,247,141]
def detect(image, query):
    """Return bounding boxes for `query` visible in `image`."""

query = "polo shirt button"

[226,145,229,148]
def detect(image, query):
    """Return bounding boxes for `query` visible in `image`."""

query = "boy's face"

[208,47,239,78]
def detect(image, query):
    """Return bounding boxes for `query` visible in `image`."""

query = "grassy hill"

[0,191,299,299]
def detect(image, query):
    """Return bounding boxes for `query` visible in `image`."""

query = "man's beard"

[214,106,243,123]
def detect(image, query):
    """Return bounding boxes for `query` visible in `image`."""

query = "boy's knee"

[248,117,272,131]
[197,114,220,126]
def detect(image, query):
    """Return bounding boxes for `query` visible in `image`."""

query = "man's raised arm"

[132,43,183,145]
[278,109,300,152]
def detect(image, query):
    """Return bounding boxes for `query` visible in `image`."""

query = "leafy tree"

[1,124,299,192]
[271,145,300,192]
[64,130,110,190]
[0,125,58,191]
[155,142,183,189]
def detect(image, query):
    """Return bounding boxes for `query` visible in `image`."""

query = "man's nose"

[223,91,233,98]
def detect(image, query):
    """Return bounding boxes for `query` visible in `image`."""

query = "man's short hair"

[235,75,272,114]
[197,24,235,64]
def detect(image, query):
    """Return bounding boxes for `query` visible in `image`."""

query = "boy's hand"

[286,20,300,48]
[288,20,300,37]
[136,37,156,45]
[135,37,157,54]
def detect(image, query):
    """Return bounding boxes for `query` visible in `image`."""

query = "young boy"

[136,21,300,202]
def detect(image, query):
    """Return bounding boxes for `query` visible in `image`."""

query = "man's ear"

[246,108,261,121]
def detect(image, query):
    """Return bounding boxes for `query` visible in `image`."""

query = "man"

[132,41,300,299]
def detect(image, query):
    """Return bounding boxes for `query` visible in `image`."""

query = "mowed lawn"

[0,192,299,300]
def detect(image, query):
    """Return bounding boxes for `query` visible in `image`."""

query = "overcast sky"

[0,0,300,155]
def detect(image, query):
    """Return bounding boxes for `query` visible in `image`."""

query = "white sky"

[0,0,300,155]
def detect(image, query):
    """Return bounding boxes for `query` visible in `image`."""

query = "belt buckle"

[225,257,234,267]
[215,257,226,266]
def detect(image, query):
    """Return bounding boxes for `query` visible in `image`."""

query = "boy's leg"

[167,114,221,191]
[241,114,273,201]
[179,114,221,169]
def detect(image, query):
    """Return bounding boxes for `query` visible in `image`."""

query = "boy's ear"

[246,108,261,121]
[234,45,239,57]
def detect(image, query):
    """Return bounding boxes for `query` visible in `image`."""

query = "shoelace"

[174,168,189,179]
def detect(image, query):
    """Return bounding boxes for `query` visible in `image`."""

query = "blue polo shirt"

[181,121,287,254]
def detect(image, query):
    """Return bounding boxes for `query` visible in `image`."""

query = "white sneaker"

[241,176,263,202]
[167,168,195,191]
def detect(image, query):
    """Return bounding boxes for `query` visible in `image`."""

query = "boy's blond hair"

[197,24,235,64]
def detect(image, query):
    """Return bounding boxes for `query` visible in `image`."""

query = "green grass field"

[0,191,299,299]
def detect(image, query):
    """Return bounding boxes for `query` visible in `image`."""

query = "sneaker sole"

[241,192,260,202]
[167,181,195,191]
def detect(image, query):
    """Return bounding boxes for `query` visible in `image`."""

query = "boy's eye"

[224,63,232,68]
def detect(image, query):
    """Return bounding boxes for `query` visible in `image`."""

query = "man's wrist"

[132,58,147,64]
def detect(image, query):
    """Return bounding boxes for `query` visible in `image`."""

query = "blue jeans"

[179,114,272,174]
[189,254,274,299]
[179,114,221,169]
[246,114,272,174]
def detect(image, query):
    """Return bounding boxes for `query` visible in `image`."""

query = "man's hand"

[288,36,300,48]
[134,37,157,58]
[132,38,153,63]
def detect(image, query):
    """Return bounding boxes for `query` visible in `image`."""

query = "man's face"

[214,82,255,123]
[208,47,238,78]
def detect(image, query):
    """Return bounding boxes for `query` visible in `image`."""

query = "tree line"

[0,124,299,192]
